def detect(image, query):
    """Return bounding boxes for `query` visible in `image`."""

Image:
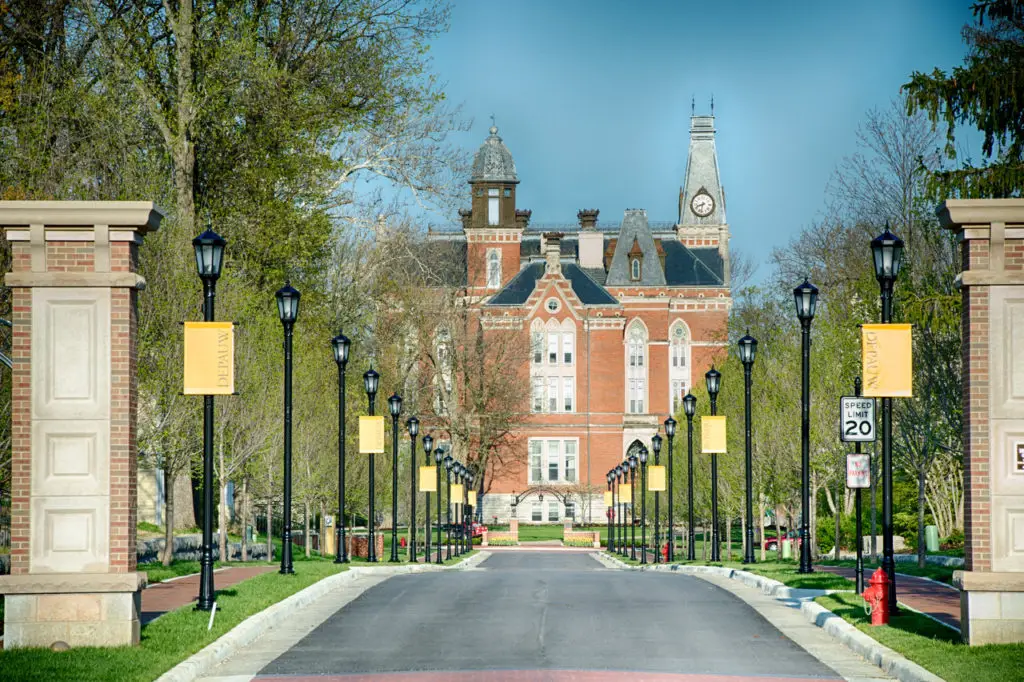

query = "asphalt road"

[256,552,843,680]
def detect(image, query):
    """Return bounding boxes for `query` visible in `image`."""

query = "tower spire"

[691,96,695,116]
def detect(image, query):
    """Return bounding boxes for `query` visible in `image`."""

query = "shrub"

[486,538,517,546]
[941,528,964,551]
[817,514,857,551]
[563,537,596,547]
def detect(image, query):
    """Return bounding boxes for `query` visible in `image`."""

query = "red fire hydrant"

[661,542,669,562]
[862,567,890,626]
[399,537,407,549]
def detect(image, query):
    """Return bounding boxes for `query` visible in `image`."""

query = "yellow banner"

[648,465,666,491]
[418,466,436,492]
[468,490,477,507]
[358,416,385,454]
[702,416,727,453]
[619,485,632,504]
[183,322,234,395]
[604,491,613,506]
[862,324,913,397]
[450,483,464,501]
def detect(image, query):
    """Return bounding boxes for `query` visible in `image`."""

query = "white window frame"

[488,188,499,225]
[529,319,577,414]
[526,438,580,484]
[529,440,543,483]
[531,500,542,522]
[626,322,648,414]
[669,321,690,413]
[564,440,577,482]
[562,331,574,365]
[548,501,559,522]
[486,249,501,289]
[563,377,574,412]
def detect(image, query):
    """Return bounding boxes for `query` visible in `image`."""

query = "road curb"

[154,551,490,682]
[598,553,946,682]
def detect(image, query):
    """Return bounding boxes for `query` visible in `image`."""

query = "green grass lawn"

[816,558,956,585]
[0,562,350,682]
[817,592,1024,682]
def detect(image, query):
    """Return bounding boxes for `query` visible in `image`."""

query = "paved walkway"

[816,565,960,630]
[141,565,277,624]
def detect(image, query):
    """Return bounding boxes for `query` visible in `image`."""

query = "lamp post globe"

[793,278,818,574]
[682,393,697,559]
[192,226,225,611]
[276,281,300,575]
[872,223,904,610]
[705,366,721,399]
[739,332,758,564]
[363,366,380,562]
[363,368,380,412]
[331,331,351,564]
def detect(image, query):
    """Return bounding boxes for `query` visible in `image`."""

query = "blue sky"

[413,1,976,281]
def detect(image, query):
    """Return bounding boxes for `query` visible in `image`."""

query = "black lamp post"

[639,445,649,564]
[192,226,225,610]
[276,281,300,575]
[387,393,403,562]
[652,434,662,563]
[461,467,470,555]
[606,470,614,553]
[794,278,818,574]
[617,465,626,556]
[664,417,677,562]
[738,332,758,564]
[872,224,904,610]
[706,367,721,562]
[628,454,638,560]
[422,431,433,563]
[683,394,697,561]
[363,367,380,563]
[443,454,453,560]
[434,446,444,564]
[453,464,463,557]
[331,331,351,564]
[406,415,419,562]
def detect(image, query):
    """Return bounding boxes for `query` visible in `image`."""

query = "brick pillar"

[940,199,1024,645]
[0,201,162,648]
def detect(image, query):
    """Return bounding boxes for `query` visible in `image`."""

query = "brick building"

[429,115,731,524]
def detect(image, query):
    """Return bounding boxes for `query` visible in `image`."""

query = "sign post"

[843,377,875,593]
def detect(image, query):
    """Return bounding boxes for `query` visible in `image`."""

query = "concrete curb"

[154,551,490,682]
[598,553,946,682]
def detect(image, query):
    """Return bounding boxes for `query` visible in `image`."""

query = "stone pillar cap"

[0,201,164,233]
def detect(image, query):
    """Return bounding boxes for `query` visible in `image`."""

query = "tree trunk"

[320,500,326,557]
[240,477,248,562]
[701,521,707,561]
[304,500,311,558]
[758,500,767,562]
[726,516,733,561]
[835,479,842,561]
[162,471,175,566]
[918,466,927,569]
[218,445,228,563]
[266,499,273,562]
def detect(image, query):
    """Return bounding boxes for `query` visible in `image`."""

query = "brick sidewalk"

[816,565,960,630]
[141,565,277,625]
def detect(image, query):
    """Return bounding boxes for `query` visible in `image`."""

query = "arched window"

[487,249,501,289]
[626,322,647,414]
[630,258,641,281]
[669,321,691,412]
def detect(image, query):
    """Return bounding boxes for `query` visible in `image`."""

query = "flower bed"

[564,530,600,548]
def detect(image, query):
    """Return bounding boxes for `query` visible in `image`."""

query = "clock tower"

[676,113,730,282]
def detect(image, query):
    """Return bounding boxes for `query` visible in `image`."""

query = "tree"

[904,0,1024,198]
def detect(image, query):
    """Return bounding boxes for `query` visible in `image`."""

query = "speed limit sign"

[840,396,876,442]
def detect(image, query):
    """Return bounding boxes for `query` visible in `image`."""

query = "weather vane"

[490,113,496,129]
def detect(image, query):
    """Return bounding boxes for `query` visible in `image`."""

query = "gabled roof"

[485,262,617,307]
[605,210,667,286]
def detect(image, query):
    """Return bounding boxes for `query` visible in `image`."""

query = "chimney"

[515,209,532,230]
[459,208,471,230]
[543,231,563,275]
[577,209,603,269]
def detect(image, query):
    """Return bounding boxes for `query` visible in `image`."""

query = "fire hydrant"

[399,537,407,549]
[661,542,669,562]
[862,567,890,626]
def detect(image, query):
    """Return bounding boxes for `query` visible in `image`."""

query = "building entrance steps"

[141,565,277,625]
[816,565,960,630]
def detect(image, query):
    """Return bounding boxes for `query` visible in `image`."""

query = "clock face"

[691,193,714,217]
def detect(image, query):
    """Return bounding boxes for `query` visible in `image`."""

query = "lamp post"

[617,465,626,556]
[192,226,225,610]
[434,446,444,564]
[422,433,433,563]
[872,224,904,610]
[387,393,403,562]
[451,463,462,557]
[683,394,697,561]
[664,417,677,562]
[443,454,453,560]
[276,282,300,575]
[406,416,419,562]
[466,472,474,554]
[331,331,351,564]
[706,367,721,562]
[652,434,662,563]
[793,278,819,574]
[628,454,638,560]
[363,367,380,563]
[606,470,614,553]
[639,446,649,564]
[739,332,758,564]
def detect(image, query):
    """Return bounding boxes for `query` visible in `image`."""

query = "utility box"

[925,525,940,553]
[782,539,793,560]
[323,515,336,556]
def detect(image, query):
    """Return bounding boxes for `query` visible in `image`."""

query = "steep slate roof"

[471,126,519,183]
[661,241,725,286]
[605,210,667,286]
[520,236,579,259]
[680,115,727,226]
[486,262,617,307]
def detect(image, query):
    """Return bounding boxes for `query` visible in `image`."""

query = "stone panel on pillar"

[0,201,162,649]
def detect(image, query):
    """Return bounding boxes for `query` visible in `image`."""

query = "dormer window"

[488,188,499,225]
[631,258,641,281]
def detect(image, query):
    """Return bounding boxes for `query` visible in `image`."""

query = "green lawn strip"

[816,592,1024,682]
[140,559,285,584]
[0,562,349,682]
[816,558,955,585]
[650,558,856,590]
